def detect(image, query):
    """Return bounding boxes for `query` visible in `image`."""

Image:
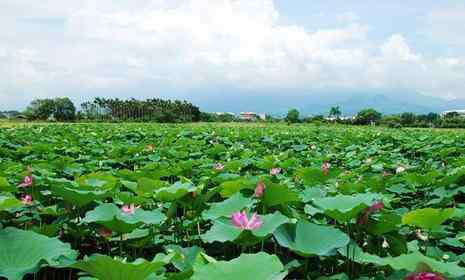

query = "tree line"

[5,97,202,123]
[80,98,201,122]
[284,107,465,128]
[4,97,465,128]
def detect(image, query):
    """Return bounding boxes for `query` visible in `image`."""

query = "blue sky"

[1,0,465,111]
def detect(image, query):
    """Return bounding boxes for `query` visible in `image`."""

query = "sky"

[1,0,465,111]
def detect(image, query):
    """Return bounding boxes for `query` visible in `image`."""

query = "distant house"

[214,112,235,117]
[441,110,465,117]
[324,116,355,121]
[239,112,266,121]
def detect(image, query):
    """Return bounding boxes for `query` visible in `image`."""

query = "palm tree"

[329,106,342,119]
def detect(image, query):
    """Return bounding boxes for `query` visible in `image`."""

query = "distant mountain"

[191,88,465,116]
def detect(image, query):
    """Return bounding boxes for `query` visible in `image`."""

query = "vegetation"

[329,106,342,119]
[0,123,464,279]
[354,108,382,125]
[24,98,76,121]
[286,108,300,123]
[80,98,201,123]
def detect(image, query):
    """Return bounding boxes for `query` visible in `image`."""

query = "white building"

[239,112,266,121]
[440,110,465,117]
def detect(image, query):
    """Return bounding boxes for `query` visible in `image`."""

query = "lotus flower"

[98,227,113,238]
[310,144,317,150]
[145,144,155,152]
[321,162,331,175]
[213,163,224,171]
[121,204,138,215]
[357,201,384,225]
[396,166,406,174]
[231,211,263,230]
[404,272,445,280]
[21,194,33,205]
[19,175,33,188]
[383,171,391,177]
[270,167,281,176]
[416,229,429,241]
[368,201,384,212]
[254,181,266,198]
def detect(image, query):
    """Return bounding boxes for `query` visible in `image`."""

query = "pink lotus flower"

[254,181,266,198]
[98,227,113,238]
[231,211,263,230]
[121,204,139,215]
[357,201,384,225]
[383,171,391,177]
[19,175,33,188]
[405,272,445,280]
[213,163,224,171]
[368,201,384,213]
[270,167,281,176]
[321,162,331,175]
[21,194,33,205]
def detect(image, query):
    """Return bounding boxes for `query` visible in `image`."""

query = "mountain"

[191,88,462,116]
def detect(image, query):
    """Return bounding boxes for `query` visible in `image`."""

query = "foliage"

[0,123,464,279]
[25,97,76,121]
[286,108,300,123]
[329,106,342,119]
[80,97,201,122]
[354,108,382,125]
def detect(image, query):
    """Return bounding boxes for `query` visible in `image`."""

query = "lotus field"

[2,123,465,280]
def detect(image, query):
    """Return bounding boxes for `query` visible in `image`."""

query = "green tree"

[25,99,56,120]
[286,108,300,123]
[54,97,76,121]
[400,112,416,126]
[354,108,382,125]
[25,98,76,121]
[329,106,341,119]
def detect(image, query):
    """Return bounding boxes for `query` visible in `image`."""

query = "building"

[440,110,465,117]
[239,112,256,121]
[239,112,266,121]
[214,112,236,117]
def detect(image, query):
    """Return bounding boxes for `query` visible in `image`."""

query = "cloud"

[426,5,465,51]
[1,0,465,110]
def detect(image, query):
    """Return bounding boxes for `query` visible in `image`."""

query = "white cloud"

[380,34,421,62]
[1,0,465,109]
[426,5,465,50]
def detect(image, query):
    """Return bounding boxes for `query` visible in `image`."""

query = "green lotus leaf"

[191,252,286,280]
[262,181,300,206]
[219,178,256,197]
[201,218,243,243]
[0,177,16,192]
[82,203,166,233]
[49,178,113,207]
[274,220,350,257]
[136,178,168,196]
[155,181,199,202]
[202,193,254,220]
[252,211,290,238]
[0,195,22,211]
[71,253,173,280]
[313,193,381,222]
[402,208,455,230]
[165,245,207,272]
[0,227,77,280]
[367,213,402,235]
[296,167,340,187]
[76,172,118,189]
[339,244,464,277]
